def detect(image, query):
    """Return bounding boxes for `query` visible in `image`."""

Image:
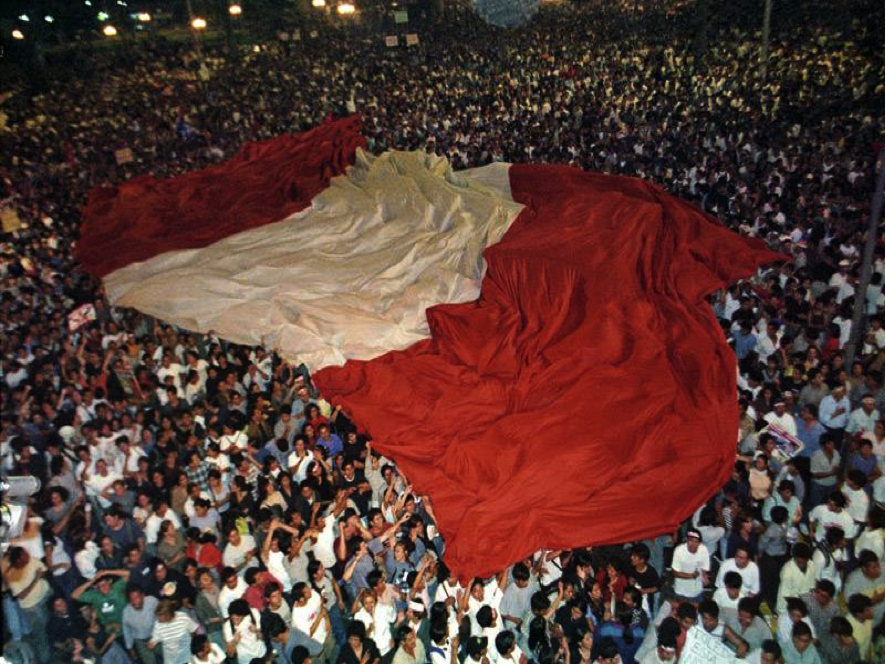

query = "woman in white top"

[190,634,227,664]
[223,599,268,664]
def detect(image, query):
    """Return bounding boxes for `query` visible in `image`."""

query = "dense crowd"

[0,0,884,663]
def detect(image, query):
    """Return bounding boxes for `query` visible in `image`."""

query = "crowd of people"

[0,0,884,663]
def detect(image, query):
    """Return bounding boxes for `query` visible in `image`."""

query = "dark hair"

[512,562,530,582]
[616,601,635,644]
[857,549,878,567]
[786,597,808,616]
[847,593,873,616]
[761,639,781,659]
[792,621,812,639]
[228,599,250,618]
[828,491,846,508]
[631,543,650,561]
[792,542,812,560]
[723,571,743,590]
[530,590,551,614]
[769,505,789,524]
[476,605,494,628]
[346,620,366,640]
[829,616,853,637]
[496,630,516,657]
[365,569,385,597]
[290,645,311,664]
[699,599,719,620]
[190,634,208,655]
[814,579,836,598]
[264,613,288,639]
[598,636,620,660]
[676,602,698,622]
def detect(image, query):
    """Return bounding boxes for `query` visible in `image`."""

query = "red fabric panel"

[314,164,784,581]
[76,116,365,278]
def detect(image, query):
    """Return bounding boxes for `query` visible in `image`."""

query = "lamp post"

[760,0,772,81]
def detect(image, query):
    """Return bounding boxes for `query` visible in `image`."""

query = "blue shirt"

[796,419,826,458]
[819,395,850,429]
[317,434,343,456]
[733,331,757,360]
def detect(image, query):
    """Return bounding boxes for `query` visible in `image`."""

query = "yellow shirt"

[4,558,51,609]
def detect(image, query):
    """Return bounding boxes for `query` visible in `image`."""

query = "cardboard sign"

[385,35,398,47]
[1,207,22,233]
[406,33,419,46]
[762,423,805,462]
[68,304,97,332]
[679,627,737,664]
[394,9,408,22]
[115,147,134,165]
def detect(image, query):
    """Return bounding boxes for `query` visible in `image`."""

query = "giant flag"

[77,117,783,579]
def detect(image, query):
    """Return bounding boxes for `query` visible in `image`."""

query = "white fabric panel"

[104,151,522,368]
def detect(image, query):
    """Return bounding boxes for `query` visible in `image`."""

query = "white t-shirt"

[223,535,259,575]
[312,516,337,568]
[190,642,226,664]
[222,608,267,664]
[291,592,327,654]
[219,578,247,618]
[265,550,293,592]
[372,601,397,654]
[715,559,760,596]
[843,486,869,530]
[671,543,710,598]
[808,505,855,542]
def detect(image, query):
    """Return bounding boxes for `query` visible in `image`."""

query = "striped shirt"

[151,612,198,664]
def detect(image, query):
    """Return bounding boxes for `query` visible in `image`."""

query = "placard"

[385,35,398,47]
[115,147,134,165]
[394,9,408,23]
[1,207,22,233]
[679,627,737,664]
[762,423,805,462]
[68,304,97,332]
[405,33,419,46]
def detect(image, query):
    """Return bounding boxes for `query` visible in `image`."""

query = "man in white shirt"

[218,568,248,618]
[671,529,709,602]
[809,492,856,543]
[764,401,797,437]
[290,582,330,660]
[715,546,760,597]
[222,527,259,577]
[144,499,182,545]
[82,458,122,510]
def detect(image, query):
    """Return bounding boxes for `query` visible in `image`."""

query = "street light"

[229,4,242,15]
[12,29,24,39]
[337,3,355,14]
[137,12,151,21]
[312,0,326,7]
[103,24,118,36]
[18,14,30,21]
[191,17,207,29]
[44,15,54,22]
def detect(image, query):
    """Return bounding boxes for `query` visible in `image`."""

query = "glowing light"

[103,24,118,36]
[191,17,207,29]
[12,29,24,39]
[136,12,151,21]
[312,0,326,7]
[18,14,30,22]
[337,3,355,14]
[98,11,110,20]
[253,45,261,52]
[228,4,242,15]
[85,1,92,5]
[117,1,127,6]
[44,15,54,22]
